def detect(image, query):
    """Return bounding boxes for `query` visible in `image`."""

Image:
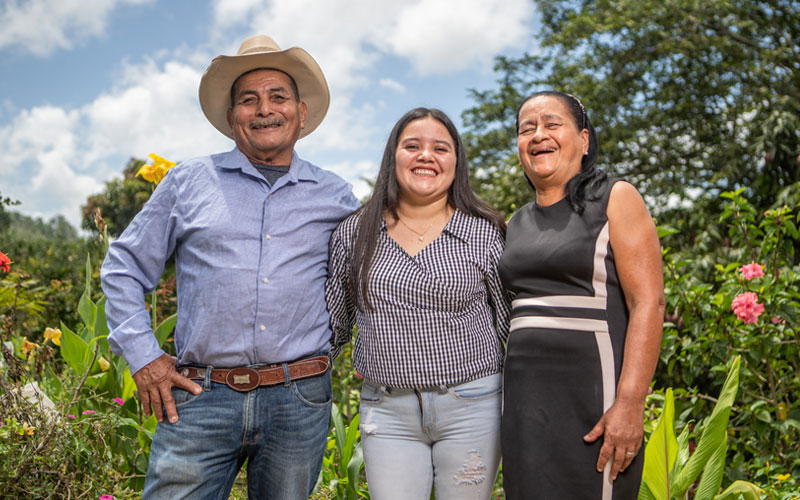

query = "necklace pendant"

[418,236,424,242]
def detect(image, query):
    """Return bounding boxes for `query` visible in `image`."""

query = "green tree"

[81,157,152,237]
[463,0,800,218]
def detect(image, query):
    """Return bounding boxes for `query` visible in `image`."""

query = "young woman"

[326,108,510,500]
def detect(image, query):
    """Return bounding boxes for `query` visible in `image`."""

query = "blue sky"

[1,0,537,229]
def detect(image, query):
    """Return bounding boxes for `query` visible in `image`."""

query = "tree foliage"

[81,157,152,237]
[464,0,800,217]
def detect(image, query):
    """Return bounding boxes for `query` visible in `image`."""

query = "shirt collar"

[218,147,320,184]
[441,209,471,243]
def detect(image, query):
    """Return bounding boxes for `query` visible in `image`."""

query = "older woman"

[498,91,665,499]
[326,108,510,499]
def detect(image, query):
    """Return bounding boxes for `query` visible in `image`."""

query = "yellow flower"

[777,402,789,420]
[22,423,35,436]
[98,357,110,371]
[777,473,791,481]
[43,327,62,346]
[137,153,176,185]
[21,339,39,356]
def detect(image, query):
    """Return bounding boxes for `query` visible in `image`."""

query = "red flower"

[0,251,11,273]
[731,292,765,324]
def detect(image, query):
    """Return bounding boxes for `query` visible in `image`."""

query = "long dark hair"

[350,107,506,310]
[516,91,607,214]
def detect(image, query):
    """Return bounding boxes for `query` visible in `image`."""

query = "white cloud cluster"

[0,57,230,227]
[0,0,153,57]
[207,0,533,153]
[2,0,537,229]
[210,0,532,79]
[85,58,229,162]
[0,105,102,223]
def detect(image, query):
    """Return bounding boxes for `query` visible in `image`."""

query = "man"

[101,35,359,499]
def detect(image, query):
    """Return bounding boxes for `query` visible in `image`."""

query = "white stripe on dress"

[510,316,609,333]
[593,221,614,500]
[512,295,606,309]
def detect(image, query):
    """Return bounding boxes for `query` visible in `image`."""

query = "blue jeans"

[141,367,332,500]
[359,373,502,500]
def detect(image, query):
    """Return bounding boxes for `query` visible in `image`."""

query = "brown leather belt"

[178,355,330,392]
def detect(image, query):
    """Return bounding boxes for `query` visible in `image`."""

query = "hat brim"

[198,47,329,140]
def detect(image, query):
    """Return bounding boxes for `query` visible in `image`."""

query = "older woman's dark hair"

[350,107,506,310]
[516,91,607,214]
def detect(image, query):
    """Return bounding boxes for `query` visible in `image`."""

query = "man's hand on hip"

[133,353,202,424]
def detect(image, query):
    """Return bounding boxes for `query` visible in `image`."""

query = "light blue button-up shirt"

[101,147,359,375]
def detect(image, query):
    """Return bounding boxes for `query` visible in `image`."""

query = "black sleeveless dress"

[498,179,643,499]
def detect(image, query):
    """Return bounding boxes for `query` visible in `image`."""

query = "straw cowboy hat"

[199,35,329,139]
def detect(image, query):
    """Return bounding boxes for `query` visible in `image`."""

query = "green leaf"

[77,289,96,337]
[342,412,360,476]
[121,368,136,401]
[94,296,109,338]
[59,321,89,374]
[137,414,157,453]
[641,388,678,500]
[671,357,740,497]
[715,480,762,500]
[693,435,726,500]
[637,483,658,500]
[153,313,177,348]
[346,441,364,496]
[672,425,691,479]
[84,254,92,296]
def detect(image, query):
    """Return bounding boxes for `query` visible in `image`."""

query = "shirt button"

[265,234,271,240]
[262,278,269,284]
[260,325,266,332]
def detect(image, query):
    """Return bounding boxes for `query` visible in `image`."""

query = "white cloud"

[379,79,406,94]
[206,0,534,150]
[0,105,102,225]
[0,0,153,57]
[84,58,230,163]
[384,0,533,75]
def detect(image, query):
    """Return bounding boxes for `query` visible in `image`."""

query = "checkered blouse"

[326,209,511,388]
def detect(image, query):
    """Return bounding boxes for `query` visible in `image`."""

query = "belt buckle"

[225,367,260,392]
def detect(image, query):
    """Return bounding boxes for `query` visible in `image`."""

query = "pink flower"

[731,292,765,324]
[112,397,125,405]
[771,316,786,325]
[82,410,96,415]
[99,495,115,500]
[67,414,75,419]
[740,262,765,280]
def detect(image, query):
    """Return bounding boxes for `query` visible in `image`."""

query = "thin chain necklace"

[396,217,433,242]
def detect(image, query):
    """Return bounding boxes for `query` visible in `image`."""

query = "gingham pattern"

[326,209,510,388]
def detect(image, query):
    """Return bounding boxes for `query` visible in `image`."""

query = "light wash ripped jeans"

[359,373,502,500]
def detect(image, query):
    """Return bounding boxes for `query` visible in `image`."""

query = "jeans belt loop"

[203,365,213,391]
[282,363,291,387]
